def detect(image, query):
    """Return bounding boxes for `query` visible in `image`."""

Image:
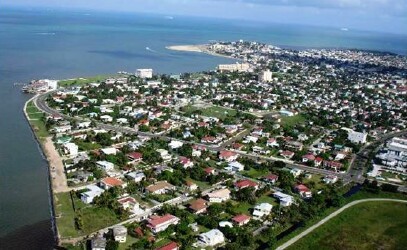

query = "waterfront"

[0,7,406,249]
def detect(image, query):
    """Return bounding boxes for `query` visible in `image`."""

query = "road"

[275,198,407,250]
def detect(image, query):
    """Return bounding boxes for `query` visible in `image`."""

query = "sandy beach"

[43,137,69,193]
[166,44,237,60]
[166,44,207,52]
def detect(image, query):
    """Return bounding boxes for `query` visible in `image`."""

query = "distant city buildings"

[136,68,153,78]
[259,70,273,82]
[217,63,250,72]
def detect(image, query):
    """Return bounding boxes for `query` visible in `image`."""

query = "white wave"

[146,47,157,53]
[36,32,56,36]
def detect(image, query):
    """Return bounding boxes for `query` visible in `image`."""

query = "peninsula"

[24,40,407,249]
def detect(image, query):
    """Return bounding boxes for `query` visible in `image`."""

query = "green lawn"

[54,192,119,238]
[182,105,238,120]
[287,201,407,250]
[76,141,102,151]
[25,100,49,139]
[231,201,253,215]
[201,106,237,119]
[257,194,279,206]
[58,74,121,87]
[280,114,306,127]
[242,168,269,179]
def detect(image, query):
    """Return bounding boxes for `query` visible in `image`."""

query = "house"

[286,141,304,151]
[96,161,114,171]
[117,196,142,214]
[54,125,71,133]
[100,115,113,123]
[232,214,251,226]
[204,167,216,175]
[185,181,198,191]
[147,214,180,234]
[253,203,273,220]
[234,179,258,190]
[263,174,279,184]
[189,198,208,214]
[201,136,219,144]
[232,142,244,150]
[280,150,295,159]
[323,175,338,184]
[156,149,172,162]
[91,236,107,250]
[169,140,183,149]
[100,177,126,190]
[295,184,312,198]
[192,145,205,157]
[323,160,344,172]
[179,156,194,169]
[155,241,179,250]
[113,225,127,243]
[63,143,78,156]
[314,157,323,167]
[146,181,176,195]
[127,152,143,162]
[100,147,117,155]
[267,138,279,147]
[273,191,294,207]
[126,171,146,182]
[302,153,315,163]
[207,188,231,203]
[290,168,303,177]
[81,184,104,204]
[225,161,244,172]
[77,121,91,129]
[219,150,239,162]
[197,229,225,247]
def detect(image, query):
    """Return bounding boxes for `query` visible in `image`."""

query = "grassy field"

[183,105,237,119]
[287,201,407,250]
[25,100,49,140]
[54,192,119,238]
[280,114,306,127]
[58,74,121,87]
[242,167,269,179]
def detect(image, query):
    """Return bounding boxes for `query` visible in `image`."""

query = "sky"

[2,0,407,34]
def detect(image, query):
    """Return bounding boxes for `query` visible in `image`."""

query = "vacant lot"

[182,105,237,119]
[280,114,306,127]
[55,192,119,238]
[287,201,407,250]
[58,74,120,87]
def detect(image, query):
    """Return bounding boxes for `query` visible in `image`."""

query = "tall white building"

[259,70,273,82]
[218,63,250,72]
[136,68,153,78]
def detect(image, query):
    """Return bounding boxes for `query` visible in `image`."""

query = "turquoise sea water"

[0,7,406,249]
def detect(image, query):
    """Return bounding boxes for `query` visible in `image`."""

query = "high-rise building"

[135,68,153,78]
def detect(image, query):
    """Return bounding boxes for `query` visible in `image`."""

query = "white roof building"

[63,142,78,157]
[101,147,117,155]
[253,203,273,220]
[197,229,225,247]
[81,184,104,204]
[96,161,115,171]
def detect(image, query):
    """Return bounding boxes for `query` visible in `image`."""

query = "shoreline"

[23,94,61,246]
[166,44,237,60]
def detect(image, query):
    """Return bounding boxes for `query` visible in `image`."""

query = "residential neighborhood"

[28,40,407,250]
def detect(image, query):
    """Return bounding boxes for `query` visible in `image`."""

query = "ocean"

[0,7,406,249]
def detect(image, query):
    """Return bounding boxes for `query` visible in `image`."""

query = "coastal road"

[275,198,407,250]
